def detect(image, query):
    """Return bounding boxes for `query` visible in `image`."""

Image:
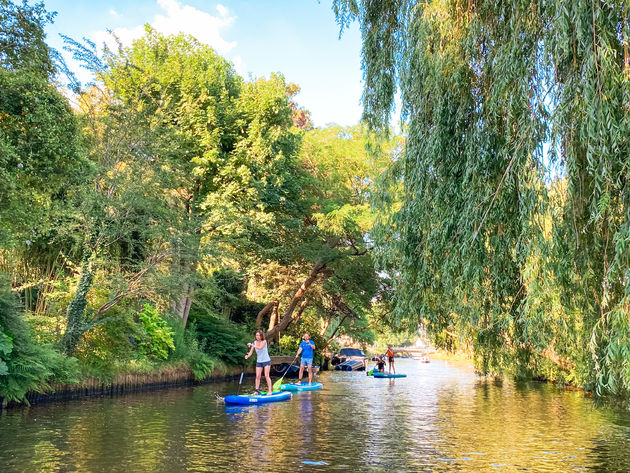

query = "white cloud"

[93,0,237,55]
[109,9,119,17]
[231,55,246,76]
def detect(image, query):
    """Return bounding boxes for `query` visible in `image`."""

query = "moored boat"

[332,348,368,371]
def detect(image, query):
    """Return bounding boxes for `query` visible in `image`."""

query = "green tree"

[0,0,84,247]
[249,125,400,349]
[335,0,630,395]
[58,28,306,353]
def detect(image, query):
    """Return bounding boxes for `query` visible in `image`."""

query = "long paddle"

[272,354,299,392]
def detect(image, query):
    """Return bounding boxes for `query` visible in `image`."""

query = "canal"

[1,359,629,472]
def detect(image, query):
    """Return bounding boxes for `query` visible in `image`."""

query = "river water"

[1,359,629,472]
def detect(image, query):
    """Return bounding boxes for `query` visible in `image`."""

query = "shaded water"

[1,359,629,472]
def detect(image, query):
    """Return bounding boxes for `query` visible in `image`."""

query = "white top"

[253,340,270,363]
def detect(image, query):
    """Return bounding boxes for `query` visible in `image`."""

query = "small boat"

[414,356,430,363]
[224,391,292,405]
[373,372,407,378]
[335,360,366,371]
[279,382,323,392]
[332,348,368,371]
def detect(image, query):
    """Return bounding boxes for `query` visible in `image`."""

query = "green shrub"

[0,277,78,403]
[189,310,249,365]
[169,320,215,380]
[137,304,174,360]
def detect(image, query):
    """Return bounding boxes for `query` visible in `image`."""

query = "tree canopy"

[335,0,630,395]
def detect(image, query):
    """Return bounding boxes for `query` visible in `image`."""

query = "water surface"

[1,359,629,472]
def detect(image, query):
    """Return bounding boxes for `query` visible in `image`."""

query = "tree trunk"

[171,259,195,327]
[172,283,194,327]
[266,260,326,340]
[267,303,279,332]
[60,261,94,355]
[256,300,277,327]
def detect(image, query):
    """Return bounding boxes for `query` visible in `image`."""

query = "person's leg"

[392,360,396,374]
[308,364,313,384]
[298,361,304,383]
[264,364,272,395]
[255,366,262,393]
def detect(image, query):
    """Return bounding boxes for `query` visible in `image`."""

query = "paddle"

[236,364,245,395]
[272,354,299,392]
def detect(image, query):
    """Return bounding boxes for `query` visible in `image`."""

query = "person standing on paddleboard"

[245,330,273,395]
[297,332,315,385]
[386,345,396,374]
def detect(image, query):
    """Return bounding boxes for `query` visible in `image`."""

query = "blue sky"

[43,0,365,127]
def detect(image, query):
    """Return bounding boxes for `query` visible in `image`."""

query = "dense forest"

[1,0,629,405]
[0,0,402,403]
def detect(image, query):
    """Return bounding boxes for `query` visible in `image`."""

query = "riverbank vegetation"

[0,1,401,404]
[335,0,630,397]
[2,0,629,405]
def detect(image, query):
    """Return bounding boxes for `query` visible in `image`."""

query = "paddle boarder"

[386,345,396,374]
[376,354,386,373]
[297,332,315,385]
[245,330,273,395]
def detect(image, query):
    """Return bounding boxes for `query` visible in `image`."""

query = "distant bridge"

[391,347,429,354]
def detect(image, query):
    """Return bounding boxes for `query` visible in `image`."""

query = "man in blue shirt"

[297,332,315,385]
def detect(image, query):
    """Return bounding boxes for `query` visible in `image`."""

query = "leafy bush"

[76,308,143,367]
[0,278,78,403]
[169,320,214,380]
[189,310,249,365]
[137,304,174,360]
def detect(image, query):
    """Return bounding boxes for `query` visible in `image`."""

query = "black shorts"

[388,357,394,363]
[256,360,271,368]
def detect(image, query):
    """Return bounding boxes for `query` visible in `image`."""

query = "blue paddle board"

[373,372,406,378]
[224,391,292,405]
[279,382,323,392]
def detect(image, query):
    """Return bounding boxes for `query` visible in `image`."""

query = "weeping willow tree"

[335,0,630,395]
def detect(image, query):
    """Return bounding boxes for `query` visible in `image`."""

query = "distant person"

[245,330,272,395]
[386,345,396,374]
[297,332,315,385]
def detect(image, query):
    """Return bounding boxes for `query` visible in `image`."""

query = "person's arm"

[308,341,315,349]
[245,343,255,359]
[296,342,303,356]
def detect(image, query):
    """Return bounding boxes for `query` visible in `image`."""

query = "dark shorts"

[256,360,271,368]
[388,357,395,363]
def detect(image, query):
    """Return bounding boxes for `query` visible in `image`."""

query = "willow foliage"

[335,0,630,394]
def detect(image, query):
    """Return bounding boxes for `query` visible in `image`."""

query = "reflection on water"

[2,359,630,472]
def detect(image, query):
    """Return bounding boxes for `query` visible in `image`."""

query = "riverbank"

[1,363,253,409]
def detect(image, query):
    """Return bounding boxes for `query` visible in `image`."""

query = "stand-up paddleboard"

[373,372,407,378]
[224,391,292,405]
[279,382,323,392]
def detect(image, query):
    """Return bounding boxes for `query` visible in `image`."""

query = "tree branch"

[266,259,327,339]
[95,252,169,318]
[255,300,277,327]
